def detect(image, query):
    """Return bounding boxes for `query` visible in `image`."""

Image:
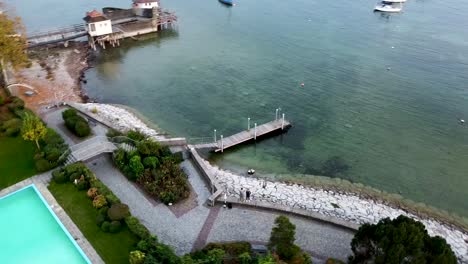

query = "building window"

[90,24,96,32]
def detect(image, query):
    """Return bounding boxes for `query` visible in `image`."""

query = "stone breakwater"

[70,103,467,262]
[70,103,165,140]
[204,160,467,262]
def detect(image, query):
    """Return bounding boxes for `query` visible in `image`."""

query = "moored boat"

[374,3,402,12]
[218,0,233,6]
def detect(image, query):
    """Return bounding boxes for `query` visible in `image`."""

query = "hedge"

[62,108,91,137]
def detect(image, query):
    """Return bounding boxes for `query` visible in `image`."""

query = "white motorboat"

[374,3,402,12]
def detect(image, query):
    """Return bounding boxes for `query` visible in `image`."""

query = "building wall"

[88,20,112,37]
[134,2,159,9]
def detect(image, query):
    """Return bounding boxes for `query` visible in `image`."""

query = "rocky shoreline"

[71,102,467,262]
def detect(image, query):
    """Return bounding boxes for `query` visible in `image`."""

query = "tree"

[21,112,47,150]
[349,215,456,264]
[268,215,300,260]
[0,4,28,69]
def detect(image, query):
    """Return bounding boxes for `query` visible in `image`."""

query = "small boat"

[374,3,402,12]
[218,0,233,6]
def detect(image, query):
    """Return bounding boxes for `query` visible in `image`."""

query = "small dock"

[194,118,291,153]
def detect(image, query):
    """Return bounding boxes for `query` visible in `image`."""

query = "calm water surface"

[8,0,468,217]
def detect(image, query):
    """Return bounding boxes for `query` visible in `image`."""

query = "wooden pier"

[194,118,291,153]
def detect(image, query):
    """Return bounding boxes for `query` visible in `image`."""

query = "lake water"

[7,0,468,218]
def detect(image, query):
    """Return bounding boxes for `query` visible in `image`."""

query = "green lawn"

[0,136,37,189]
[48,182,140,264]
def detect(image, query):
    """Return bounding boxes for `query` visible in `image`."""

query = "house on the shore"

[83,10,112,37]
[132,0,160,9]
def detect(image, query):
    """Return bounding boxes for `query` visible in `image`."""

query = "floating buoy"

[300,83,305,87]
[460,119,465,124]
[247,169,256,175]
[386,67,391,71]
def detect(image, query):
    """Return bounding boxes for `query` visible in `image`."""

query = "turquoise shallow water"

[0,186,89,264]
[5,0,468,218]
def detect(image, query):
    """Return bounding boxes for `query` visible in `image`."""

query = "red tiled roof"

[86,10,104,18]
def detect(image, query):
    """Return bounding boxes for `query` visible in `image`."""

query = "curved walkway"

[86,155,354,263]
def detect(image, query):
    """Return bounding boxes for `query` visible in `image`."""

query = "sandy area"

[6,42,89,113]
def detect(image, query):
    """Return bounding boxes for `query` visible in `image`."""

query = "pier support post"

[254,123,257,140]
[275,108,279,120]
[282,113,285,130]
[248,117,250,130]
[221,135,224,152]
[214,129,217,142]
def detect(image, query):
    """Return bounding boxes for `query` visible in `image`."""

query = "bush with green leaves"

[101,221,111,232]
[1,118,21,136]
[35,158,52,172]
[143,156,159,169]
[52,170,68,183]
[129,250,146,264]
[93,195,108,209]
[109,221,122,233]
[349,215,456,264]
[107,203,130,221]
[6,96,24,112]
[125,216,151,239]
[268,215,301,261]
[62,108,91,137]
[129,155,144,179]
[127,130,146,142]
[96,214,106,227]
[0,95,4,106]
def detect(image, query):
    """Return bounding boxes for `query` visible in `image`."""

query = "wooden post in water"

[214,129,217,142]
[282,113,285,130]
[248,117,250,131]
[254,123,257,140]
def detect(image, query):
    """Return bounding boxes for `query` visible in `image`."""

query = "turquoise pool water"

[0,185,90,264]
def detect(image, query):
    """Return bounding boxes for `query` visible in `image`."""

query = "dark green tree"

[268,215,300,260]
[349,215,456,264]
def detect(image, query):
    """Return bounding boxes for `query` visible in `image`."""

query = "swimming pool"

[0,185,91,264]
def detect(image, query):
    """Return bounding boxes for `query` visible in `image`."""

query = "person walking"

[239,187,245,202]
[246,189,251,202]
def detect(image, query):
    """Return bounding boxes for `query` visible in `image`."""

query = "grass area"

[48,181,139,264]
[0,136,37,189]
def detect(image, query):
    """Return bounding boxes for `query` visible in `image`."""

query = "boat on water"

[218,0,233,6]
[374,2,402,12]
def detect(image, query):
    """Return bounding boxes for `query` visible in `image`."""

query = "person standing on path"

[246,189,251,202]
[239,188,245,201]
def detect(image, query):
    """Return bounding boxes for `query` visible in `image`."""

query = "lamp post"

[220,135,224,152]
[254,123,257,140]
[281,113,285,130]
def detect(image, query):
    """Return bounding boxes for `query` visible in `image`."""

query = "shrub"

[98,206,109,216]
[43,146,62,162]
[143,156,159,169]
[52,170,68,183]
[76,179,89,190]
[75,120,91,137]
[0,95,4,106]
[93,195,108,209]
[35,158,51,172]
[127,130,146,142]
[113,148,127,169]
[129,155,144,179]
[136,140,161,156]
[91,107,98,114]
[5,127,20,137]
[69,172,81,182]
[160,191,176,205]
[204,242,252,257]
[109,221,122,233]
[108,203,130,221]
[105,194,121,205]
[101,221,111,232]
[238,252,251,264]
[2,118,22,131]
[87,187,99,199]
[269,215,300,261]
[106,128,123,138]
[96,214,106,227]
[129,250,146,264]
[62,108,78,119]
[62,109,91,137]
[125,216,151,239]
[7,96,24,112]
